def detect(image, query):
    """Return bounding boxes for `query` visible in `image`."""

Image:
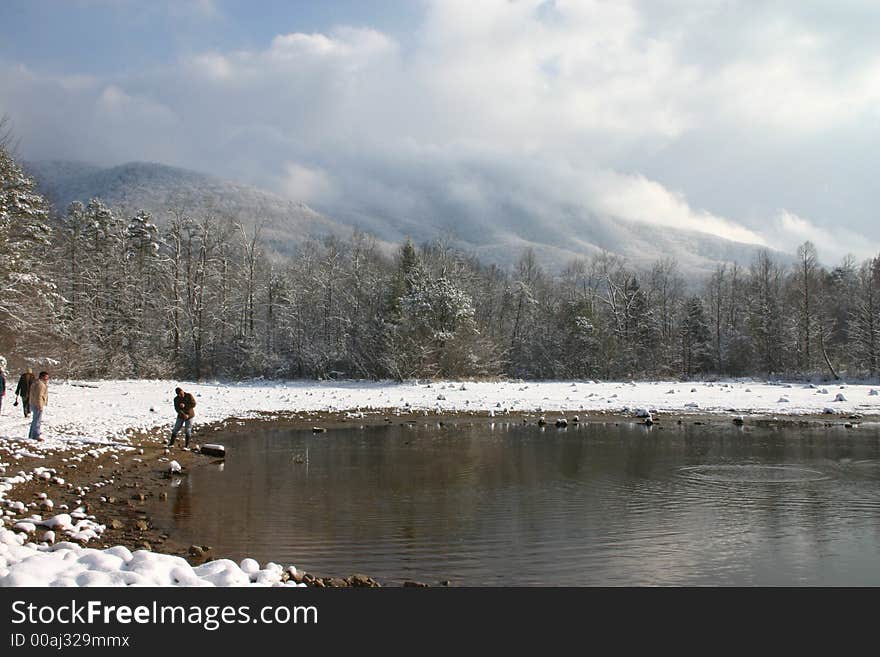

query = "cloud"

[3,0,880,259]
[280,162,333,204]
[587,172,766,246]
[767,210,880,263]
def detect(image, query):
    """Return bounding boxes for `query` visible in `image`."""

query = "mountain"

[24,160,356,258]
[25,159,774,273]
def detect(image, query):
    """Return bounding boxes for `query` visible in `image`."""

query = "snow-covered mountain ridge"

[26,159,775,272]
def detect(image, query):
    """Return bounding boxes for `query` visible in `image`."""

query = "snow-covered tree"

[850,257,880,377]
[0,144,56,347]
[679,296,713,377]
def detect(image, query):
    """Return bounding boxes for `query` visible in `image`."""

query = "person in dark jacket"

[168,387,197,448]
[14,368,35,418]
[0,368,5,415]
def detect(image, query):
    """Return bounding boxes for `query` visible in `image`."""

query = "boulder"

[200,444,226,458]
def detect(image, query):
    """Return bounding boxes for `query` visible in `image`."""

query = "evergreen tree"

[679,296,713,377]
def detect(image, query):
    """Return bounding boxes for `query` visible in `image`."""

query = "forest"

[2,140,879,382]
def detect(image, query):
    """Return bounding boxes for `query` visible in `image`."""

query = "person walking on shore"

[28,371,49,440]
[14,368,35,417]
[0,368,6,415]
[168,386,196,448]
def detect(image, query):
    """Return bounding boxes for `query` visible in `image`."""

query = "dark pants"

[21,397,30,417]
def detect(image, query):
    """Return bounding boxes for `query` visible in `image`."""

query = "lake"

[150,419,880,585]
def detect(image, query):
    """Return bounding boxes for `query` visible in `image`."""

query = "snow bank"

[1,378,878,451]
[0,527,302,587]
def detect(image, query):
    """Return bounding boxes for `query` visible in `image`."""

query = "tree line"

[2,142,879,381]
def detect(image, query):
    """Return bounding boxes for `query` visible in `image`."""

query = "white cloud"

[588,172,766,246]
[767,210,880,263]
[280,162,333,204]
[4,0,880,258]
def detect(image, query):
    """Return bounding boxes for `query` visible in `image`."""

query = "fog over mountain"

[26,159,770,272]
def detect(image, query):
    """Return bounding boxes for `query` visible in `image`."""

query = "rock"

[135,519,149,531]
[732,416,745,426]
[131,493,146,501]
[835,393,847,402]
[159,492,168,501]
[348,574,379,587]
[555,418,568,428]
[189,544,210,557]
[110,519,124,530]
[438,580,452,587]
[571,416,579,423]
[312,427,327,433]
[537,417,547,426]
[200,444,226,457]
[326,577,349,588]
[403,580,430,588]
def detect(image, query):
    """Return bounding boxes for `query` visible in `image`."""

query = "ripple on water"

[678,464,831,484]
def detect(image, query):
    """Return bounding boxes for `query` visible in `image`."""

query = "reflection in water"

[148,421,880,585]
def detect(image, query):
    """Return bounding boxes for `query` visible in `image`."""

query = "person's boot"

[168,436,176,447]
[184,436,190,449]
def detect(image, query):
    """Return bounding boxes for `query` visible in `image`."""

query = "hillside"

[24,160,355,258]
[25,159,772,272]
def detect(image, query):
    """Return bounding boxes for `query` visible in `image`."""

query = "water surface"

[150,421,880,585]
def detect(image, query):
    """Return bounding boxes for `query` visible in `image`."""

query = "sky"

[1,0,879,262]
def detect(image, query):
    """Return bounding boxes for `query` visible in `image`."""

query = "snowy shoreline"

[5,377,880,447]
[2,377,879,587]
